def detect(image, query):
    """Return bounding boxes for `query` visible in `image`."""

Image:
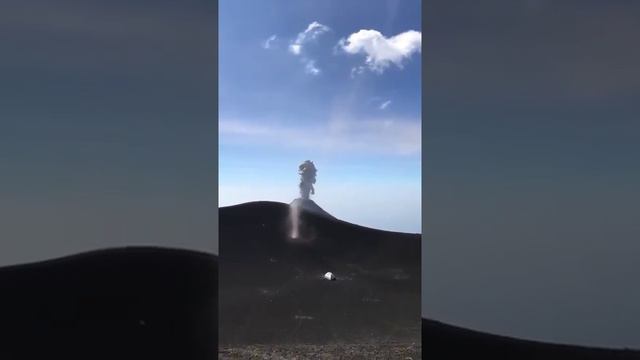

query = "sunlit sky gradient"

[219,0,422,233]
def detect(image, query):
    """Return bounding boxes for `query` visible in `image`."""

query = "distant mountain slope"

[423,318,640,359]
[0,247,218,360]
[219,201,421,345]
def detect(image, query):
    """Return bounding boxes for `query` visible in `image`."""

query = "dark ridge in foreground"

[0,247,218,360]
[423,318,640,359]
[220,201,421,346]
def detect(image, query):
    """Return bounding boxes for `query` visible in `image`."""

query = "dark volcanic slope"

[0,247,218,360]
[423,318,640,359]
[219,201,421,345]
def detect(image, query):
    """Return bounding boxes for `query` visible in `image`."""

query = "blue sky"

[219,0,422,233]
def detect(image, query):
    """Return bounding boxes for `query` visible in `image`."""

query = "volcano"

[219,200,421,347]
[289,198,335,220]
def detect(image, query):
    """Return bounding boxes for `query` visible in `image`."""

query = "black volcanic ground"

[0,247,217,360]
[219,200,422,346]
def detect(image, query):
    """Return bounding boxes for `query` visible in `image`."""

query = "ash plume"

[290,160,318,241]
[298,160,317,200]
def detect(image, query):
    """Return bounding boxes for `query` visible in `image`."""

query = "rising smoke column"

[291,160,317,240]
[298,160,317,200]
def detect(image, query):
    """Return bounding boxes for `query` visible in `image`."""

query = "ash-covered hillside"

[219,200,421,345]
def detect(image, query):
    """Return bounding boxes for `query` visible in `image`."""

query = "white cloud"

[350,66,366,78]
[289,21,331,55]
[304,59,321,75]
[262,34,277,49]
[289,44,302,55]
[379,100,392,110]
[340,29,421,73]
[287,21,330,76]
[220,118,420,156]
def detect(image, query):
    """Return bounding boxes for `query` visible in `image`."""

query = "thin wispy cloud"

[304,59,321,75]
[220,118,420,156]
[288,21,330,75]
[350,66,365,78]
[289,21,330,55]
[340,29,421,74]
[379,100,392,110]
[262,34,277,49]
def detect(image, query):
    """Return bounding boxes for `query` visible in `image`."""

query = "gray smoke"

[290,160,317,240]
[298,160,317,200]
